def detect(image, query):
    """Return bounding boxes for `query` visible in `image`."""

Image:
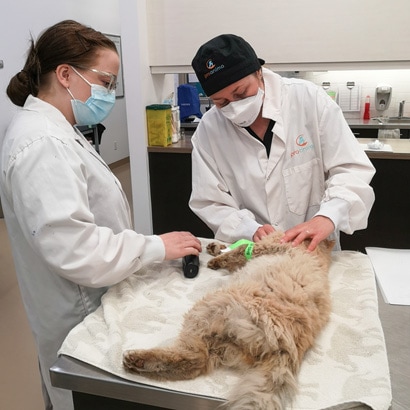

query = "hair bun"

[17,69,29,82]
[7,70,32,107]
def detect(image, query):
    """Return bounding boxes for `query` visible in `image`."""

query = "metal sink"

[375,117,410,124]
[386,117,410,123]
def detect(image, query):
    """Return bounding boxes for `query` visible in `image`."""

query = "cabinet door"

[350,128,379,139]
[148,152,214,237]
[147,0,410,71]
[341,158,410,251]
[400,129,410,139]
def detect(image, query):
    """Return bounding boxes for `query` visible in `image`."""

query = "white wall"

[0,0,128,165]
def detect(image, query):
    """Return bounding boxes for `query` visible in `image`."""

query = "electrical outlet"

[114,141,118,150]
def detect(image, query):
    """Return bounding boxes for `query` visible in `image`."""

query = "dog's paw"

[207,257,221,270]
[207,253,235,270]
[123,350,167,375]
[206,242,226,256]
[123,350,146,373]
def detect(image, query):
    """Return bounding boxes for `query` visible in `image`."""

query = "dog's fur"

[123,232,334,409]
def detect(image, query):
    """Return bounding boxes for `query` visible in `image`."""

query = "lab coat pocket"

[283,158,324,215]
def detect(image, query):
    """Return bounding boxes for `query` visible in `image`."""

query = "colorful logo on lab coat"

[296,134,308,147]
[291,134,314,157]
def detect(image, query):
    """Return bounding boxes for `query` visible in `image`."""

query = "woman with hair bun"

[1,20,200,409]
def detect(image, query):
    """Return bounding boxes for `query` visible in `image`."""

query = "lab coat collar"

[261,68,285,143]
[24,95,76,136]
[24,95,107,167]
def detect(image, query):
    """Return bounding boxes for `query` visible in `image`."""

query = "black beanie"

[191,34,264,96]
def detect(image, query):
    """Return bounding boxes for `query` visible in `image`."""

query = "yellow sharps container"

[146,104,172,147]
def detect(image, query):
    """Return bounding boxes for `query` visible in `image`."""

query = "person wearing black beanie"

[189,34,376,251]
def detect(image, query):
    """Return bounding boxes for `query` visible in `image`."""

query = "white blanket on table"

[59,242,392,410]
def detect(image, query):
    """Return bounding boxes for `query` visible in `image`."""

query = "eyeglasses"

[73,65,117,92]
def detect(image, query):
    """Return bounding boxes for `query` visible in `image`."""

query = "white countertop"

[183,119,410,129]
[358,138,410,159]
[347,118,410,129]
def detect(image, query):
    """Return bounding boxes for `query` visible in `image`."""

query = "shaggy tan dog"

[123,232,334,409]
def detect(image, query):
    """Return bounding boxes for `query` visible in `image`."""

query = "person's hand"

[281,216,335,252]
[159,231,202,260]
[253,224,276,242]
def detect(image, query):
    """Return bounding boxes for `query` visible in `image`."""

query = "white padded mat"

[59,242,392,410]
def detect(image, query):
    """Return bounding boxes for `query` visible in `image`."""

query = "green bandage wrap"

[228,239,254,260]
[244,242,254,260]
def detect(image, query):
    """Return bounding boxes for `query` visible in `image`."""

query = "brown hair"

[7,20,118,107]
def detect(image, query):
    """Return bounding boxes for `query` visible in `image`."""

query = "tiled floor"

[0,159,409,410]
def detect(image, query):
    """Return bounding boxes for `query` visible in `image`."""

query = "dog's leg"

[123,295,228,380]
[123,288,259,380]
[225,361,297,410]
[207,244,248,272]
[123,339,209,381]
[207,238,290,272]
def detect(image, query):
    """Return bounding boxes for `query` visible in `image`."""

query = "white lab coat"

[0,96,165,409]
[190,69,375,246]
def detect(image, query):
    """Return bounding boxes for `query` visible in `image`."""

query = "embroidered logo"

[206,59,215,70]
[204,59,225,79]
[291,134,314,157]
[296,134,308,147]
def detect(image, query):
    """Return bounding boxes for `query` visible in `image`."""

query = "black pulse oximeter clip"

[182,254,200,278]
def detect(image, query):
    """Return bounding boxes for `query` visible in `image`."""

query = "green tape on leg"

[228,239,254,260]
[228,239,254,250]
[244,242,254,260]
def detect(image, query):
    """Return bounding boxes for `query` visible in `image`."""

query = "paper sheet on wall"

[365,247,410,305]
[339,84,361,112]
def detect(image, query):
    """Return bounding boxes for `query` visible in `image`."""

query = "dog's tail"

[221,363,297,410]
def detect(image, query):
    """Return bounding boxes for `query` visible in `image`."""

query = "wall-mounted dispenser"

[375,84,392,111]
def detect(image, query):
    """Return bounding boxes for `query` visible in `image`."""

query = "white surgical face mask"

[219,88,264,127]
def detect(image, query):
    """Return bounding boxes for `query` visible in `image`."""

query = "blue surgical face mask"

[67,67,116,126]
